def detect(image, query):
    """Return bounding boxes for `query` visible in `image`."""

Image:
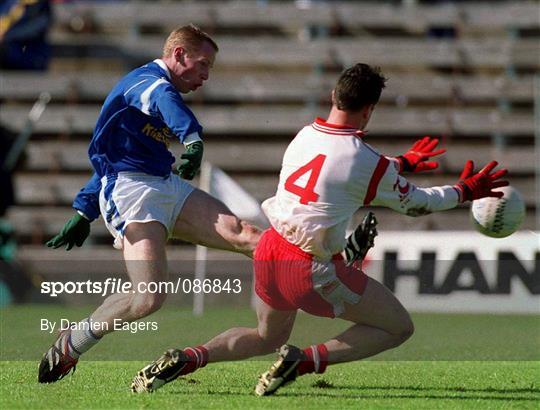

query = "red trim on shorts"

[363,156,390,205]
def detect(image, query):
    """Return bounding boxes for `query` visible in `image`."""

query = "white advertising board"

[363,230,539,314]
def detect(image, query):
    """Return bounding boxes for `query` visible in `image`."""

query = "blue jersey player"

[38,25,262,384]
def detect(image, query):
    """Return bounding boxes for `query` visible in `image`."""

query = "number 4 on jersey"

[284,154,327,204]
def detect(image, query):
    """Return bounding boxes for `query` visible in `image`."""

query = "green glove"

[177,141,203,180]
[46,212,91,250]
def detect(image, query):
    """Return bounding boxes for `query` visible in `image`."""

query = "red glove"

[397,136,446,173]
[454,160,509,202]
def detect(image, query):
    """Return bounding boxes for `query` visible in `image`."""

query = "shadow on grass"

[167,390,539,402]
[325,384,540,395]
[279,392,539,402]
[276,382,540,401]
[162,385,539,402]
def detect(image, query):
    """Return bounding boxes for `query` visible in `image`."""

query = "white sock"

[69,318,102,359]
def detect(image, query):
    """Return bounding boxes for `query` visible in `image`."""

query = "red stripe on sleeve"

[363,156,390,206]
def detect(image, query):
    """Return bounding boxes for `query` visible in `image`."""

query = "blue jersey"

[73,59,203,220]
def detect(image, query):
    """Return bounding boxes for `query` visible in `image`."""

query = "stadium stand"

[1,0,537,259]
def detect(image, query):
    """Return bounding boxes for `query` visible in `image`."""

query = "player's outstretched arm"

[396,136,446,173]
[453,160,509,202]
[369,155,507,217]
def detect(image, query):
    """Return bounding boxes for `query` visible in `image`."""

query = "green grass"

[1,305,539,409]
[1,360,538,409]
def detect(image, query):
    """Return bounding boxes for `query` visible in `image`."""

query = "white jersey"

[262,118,459,260]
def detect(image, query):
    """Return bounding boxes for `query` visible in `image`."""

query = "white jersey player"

[263,117,459,260]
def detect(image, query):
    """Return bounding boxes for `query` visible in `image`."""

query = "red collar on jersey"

[312,117,365,137]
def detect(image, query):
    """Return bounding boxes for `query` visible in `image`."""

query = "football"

[470,186,525,238]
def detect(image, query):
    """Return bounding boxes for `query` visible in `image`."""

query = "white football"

[470,186,525,238]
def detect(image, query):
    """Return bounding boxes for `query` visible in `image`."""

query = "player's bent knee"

[258,328,291,354]
[400,320,415,341]
[392,317,414,346]
[130,292,167,318]
[219,217,261,254]
[259,337,286,354]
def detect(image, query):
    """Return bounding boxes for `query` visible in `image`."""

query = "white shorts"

[99,172,195,249]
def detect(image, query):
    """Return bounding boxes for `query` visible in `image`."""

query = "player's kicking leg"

[255,277,414,396]
[171,188,261,257]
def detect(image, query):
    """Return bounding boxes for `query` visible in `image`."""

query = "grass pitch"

[1,305,539,409]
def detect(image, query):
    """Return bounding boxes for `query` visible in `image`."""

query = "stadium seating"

[3,71,534,104]
[1,104,535,137]
[1,0,537,258]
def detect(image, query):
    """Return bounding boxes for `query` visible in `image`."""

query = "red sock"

[180,345,209,375]
[297,344,328,376]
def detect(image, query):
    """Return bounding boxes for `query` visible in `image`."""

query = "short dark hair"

[333,64,387,111]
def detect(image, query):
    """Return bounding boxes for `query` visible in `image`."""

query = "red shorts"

[254,228,368,318]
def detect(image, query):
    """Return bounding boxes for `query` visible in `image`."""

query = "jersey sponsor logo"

[393,178,410,195]
[393,177,416,209]
[393,177,414,206]
[141,123,173,147]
